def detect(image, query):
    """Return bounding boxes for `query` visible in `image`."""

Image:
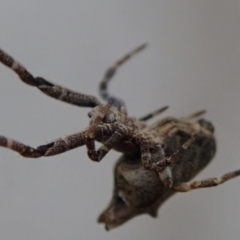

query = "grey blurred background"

[0,1,240,239]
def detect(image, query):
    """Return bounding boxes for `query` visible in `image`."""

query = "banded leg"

[0,49,100,107]
[0,131,87,158]
[139,136,173,187]
[142,136,195,188]
[99,43,147,109]
[139,106,169,121]
[173,169,240,192]
[150,135,195,171]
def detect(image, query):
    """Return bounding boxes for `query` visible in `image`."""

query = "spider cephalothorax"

[0,44,239,230]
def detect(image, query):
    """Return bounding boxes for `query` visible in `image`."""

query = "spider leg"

[155,136,195,188]
[138,132,175,187]
[151,135,195,171]
[86,123,127,162]
[0,131,87,158]
[173,169,240,192]
[139,136,153,168]
[183,110,206,120]
[139,106,169,121]
[99,43,147,109]
[0,49,100,108]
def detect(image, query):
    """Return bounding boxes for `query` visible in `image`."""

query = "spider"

[0,44,239,230]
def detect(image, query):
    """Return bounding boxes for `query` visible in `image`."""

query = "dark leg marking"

[139,106,169,121]
[0,131,87,158]
[99,43,147,109]
[0,49,100,108]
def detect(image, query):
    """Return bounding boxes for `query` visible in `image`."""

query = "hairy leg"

[0,49,100,108]
[150,135,195,171]
[86,123,128,162]
[173,169,240,192]
[0,131,87,158]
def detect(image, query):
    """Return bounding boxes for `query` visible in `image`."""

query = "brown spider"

[0,44,239,230]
